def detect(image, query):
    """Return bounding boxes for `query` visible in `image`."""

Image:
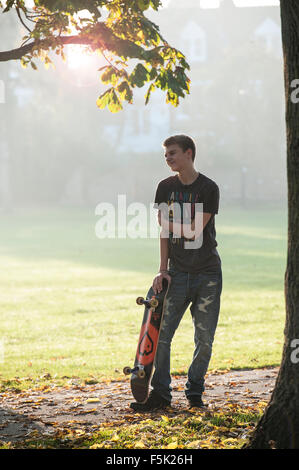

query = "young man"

[130,135,222,412]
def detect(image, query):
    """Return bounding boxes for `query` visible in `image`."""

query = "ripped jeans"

[150,269,222,402]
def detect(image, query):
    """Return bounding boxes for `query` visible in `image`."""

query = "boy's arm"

[159,232,169,272]
[152,210,171,294]
[157,209,169,270]
[160,212,212,240]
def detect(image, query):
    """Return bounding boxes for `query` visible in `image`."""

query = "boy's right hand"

[152,271,171,294]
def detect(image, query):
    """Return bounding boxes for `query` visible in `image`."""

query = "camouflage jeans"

[150,269,222,402]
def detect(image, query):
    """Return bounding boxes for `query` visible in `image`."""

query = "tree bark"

[0,22,142,62]
[0,34,102,62]
[246,0,299,449]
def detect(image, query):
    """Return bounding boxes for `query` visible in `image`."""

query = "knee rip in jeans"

[197,294,215,313]
[207,281,217,287]
[195,321,207,331]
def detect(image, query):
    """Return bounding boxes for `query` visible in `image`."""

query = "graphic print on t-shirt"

[165,190,202,247]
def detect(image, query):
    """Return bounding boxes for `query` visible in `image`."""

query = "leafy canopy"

[0,0,190,112]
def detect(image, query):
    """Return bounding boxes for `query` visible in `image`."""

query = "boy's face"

[164,144,193,172]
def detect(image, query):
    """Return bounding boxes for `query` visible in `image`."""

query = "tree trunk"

[246,0,299,449]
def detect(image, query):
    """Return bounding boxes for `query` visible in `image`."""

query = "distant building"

[116,0,281,155]
[254,17,282,56]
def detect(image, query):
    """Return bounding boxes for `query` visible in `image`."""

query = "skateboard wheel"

[123,366,131,375]
[136,297,144,305]
[138,369,146,379]
[149,298,159,308]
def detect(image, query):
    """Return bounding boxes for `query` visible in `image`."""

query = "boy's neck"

[177,167,199,185]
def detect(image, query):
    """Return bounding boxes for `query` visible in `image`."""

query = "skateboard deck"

[123,278,169,403]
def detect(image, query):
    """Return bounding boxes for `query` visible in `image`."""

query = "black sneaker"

[187,396,205,409]
[130,390,171,412]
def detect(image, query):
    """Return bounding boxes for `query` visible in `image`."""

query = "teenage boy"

[130,135,222,411]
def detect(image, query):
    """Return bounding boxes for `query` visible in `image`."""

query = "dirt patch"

[0,367,278,443]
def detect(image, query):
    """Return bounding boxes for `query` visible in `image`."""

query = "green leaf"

[9,0,190,112]
[108,89,123,113]
[100,66,127,87]
[149,0,161,10]
[3,0,15,13]
[96,88,112,110]
[149,67,158,80]
[154,69,167,91]
[117,81,133,104]
[101,66,119,86]
[137,0,150,11]
[129,63,149,88]
[145,83,155,105]
[96,88,123,113]
[166,90,179,107]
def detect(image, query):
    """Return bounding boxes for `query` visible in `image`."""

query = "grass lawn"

[0,205,287,390]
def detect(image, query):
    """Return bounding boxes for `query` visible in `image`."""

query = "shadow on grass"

[0,208,287,285]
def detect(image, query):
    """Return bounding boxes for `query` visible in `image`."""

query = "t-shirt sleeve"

[153,182,167,209]
[203,183,220,214]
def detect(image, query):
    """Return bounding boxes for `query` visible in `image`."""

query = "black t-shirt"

[154,173,221,274]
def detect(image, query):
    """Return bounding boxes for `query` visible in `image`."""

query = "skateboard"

[123,278,170,403]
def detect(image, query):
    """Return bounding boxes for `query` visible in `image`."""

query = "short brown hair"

[163,135,196,162]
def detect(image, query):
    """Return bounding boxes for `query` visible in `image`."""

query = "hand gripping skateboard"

[123,278,170,403]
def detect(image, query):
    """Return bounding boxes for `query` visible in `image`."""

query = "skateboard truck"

[136,296,159,309]
[123,365,146,379]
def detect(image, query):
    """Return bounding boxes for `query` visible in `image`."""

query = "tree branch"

[0,20,147,63]
[0,35,97,62]
[16,6,32,33]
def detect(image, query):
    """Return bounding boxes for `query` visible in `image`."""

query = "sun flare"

[66,45,95,70]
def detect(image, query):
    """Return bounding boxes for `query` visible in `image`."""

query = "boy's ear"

[185,148,193,159]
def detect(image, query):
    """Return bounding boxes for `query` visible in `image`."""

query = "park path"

[0,367,278,443]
